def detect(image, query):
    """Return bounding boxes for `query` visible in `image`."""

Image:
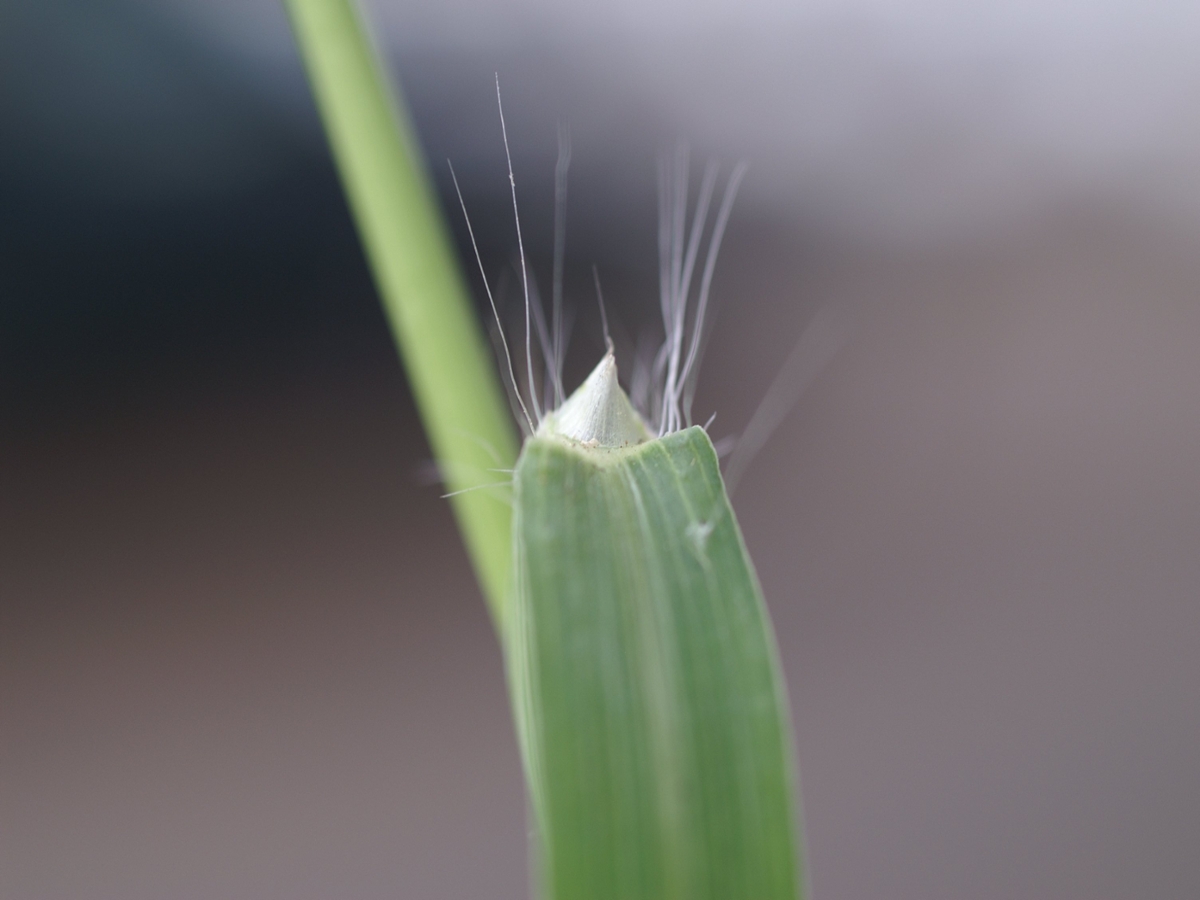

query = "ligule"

[510,420,802,900]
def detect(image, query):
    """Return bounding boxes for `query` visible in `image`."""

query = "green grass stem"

[283,0,518,625]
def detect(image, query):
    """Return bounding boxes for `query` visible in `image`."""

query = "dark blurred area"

[2,1,1198,898]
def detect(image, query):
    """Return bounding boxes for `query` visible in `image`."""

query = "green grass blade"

[510,425,804,900]
[283,0,518,623]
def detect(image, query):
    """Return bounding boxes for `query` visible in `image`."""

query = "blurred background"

[3,0,1199,897]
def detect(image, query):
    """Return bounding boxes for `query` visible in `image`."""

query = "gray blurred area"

[3,0,1199,898]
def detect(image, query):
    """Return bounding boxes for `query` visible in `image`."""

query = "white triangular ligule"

[541,354,650,448]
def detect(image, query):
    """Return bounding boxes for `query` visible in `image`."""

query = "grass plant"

[284,2,807,896]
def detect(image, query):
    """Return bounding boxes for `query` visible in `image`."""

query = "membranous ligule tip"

[539,353,651,449]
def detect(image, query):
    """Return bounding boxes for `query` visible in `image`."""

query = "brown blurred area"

[3,1,1199,898]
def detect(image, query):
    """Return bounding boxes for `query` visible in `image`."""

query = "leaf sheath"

[510,427,803,900]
